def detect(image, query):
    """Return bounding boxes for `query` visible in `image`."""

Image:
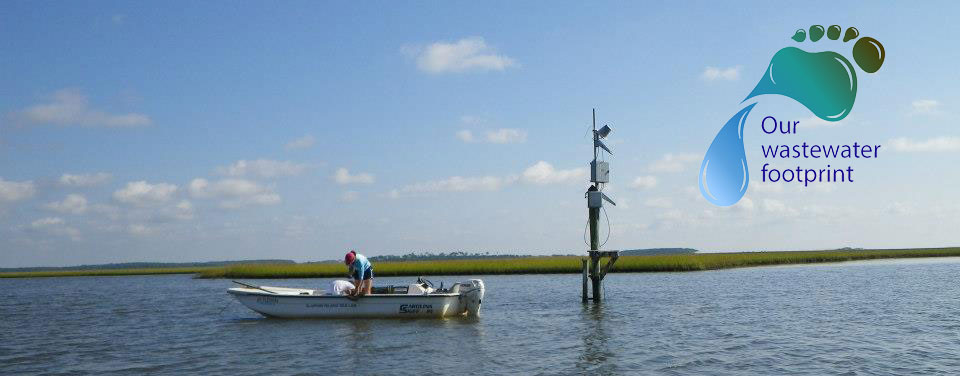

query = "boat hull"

[230,293,464,318]
[227,280,484,319]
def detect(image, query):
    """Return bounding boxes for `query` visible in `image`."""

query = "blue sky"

[2,1,958,267]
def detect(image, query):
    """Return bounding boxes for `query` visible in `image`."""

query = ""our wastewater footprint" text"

[699,25,886,206]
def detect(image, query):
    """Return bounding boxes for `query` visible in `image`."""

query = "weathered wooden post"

[581,258,589,302]
[589,205,602,301]
[583,109,619,302]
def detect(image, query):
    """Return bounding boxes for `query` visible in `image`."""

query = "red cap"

[344,250,356,265]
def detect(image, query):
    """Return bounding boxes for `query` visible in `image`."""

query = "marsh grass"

[196,247,960,279]
[4,248,959,279]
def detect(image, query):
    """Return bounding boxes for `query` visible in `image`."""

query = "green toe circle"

[843,27,859,42]
[791,29,806,42]
[827,25,841,40]
[809,25,825,41]
[853,37,885,73]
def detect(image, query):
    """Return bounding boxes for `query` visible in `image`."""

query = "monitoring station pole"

[582,109,619,303]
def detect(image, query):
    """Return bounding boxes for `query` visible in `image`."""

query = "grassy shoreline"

[3,248,959,279]
[0,267,213,279]
[196,248,960,279]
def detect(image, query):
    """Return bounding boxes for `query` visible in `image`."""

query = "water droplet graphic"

[699,103,756,206]
[744,47,857,121]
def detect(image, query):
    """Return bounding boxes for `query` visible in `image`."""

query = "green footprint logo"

[745,25,886,121]
[699,26,885,206]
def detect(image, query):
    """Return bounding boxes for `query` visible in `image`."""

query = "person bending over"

[344,250,373,297]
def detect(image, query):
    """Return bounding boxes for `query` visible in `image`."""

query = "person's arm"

[352,279,361,296]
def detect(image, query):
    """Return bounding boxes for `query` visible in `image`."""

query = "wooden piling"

[581,258,589,302]
[590,252,601,301]
[588,206,602,301]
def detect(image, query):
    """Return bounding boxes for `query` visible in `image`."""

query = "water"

[3,258,960,375]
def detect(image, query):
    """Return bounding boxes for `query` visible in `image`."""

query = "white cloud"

[112,14,126,24]
[285,135,316,150]
[44,194,88,214]
[486,128,527,144]
[113,181,178,205]
[127,224,154,236]
[188,178,280,209]
[90,204,122,221]
[218,159,307,178]
[888,137,960,152]
[648,153,700,173]
[701,66,741,81]
[884,202,912,216]
[762,199,786,213]
[59,172,112,187]
[395,176,510,195]
[389,161,584,198]
[174,200,194,220]
[736,197,755,211]
[31,217,64,228]
[28,216,80,241]
[0,178,36,202]
[457,128,528,144]
[413,37,517,74]
[333,168,375,185]
[629,175,658,190]
[911,99,941,114]
[750,181,783,193]
[340,191,359,202]
[456,129,476,143]
[643,197,672,208]
[15,88,151,127]
[521,161,587,185]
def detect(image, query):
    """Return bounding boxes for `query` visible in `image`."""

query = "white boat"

[228,278,485,318]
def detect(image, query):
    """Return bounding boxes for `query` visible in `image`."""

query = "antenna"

[593,109,597,161]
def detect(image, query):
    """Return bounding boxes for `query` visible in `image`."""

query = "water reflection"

[345,320,372,359]
[577,304,617,374]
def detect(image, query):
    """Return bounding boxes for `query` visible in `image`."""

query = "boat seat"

[407,284,435,295]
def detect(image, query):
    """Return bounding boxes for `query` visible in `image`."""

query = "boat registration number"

[256,296,279,305]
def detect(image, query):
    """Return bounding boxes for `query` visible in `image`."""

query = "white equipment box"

[591,161,609,183]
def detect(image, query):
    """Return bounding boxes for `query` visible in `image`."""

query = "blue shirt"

[350,253,371,280]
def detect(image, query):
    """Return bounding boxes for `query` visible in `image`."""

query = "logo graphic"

[699,25,886,206]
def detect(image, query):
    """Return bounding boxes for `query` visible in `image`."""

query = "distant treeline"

[0,259,294,273]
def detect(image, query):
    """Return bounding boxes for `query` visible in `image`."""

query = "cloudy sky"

[2,1,958,267]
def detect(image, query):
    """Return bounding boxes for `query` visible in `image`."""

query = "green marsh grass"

[4,248,959,279]
[197,247,960,279]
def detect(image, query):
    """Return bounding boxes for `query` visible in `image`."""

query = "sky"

[1,1,958,267]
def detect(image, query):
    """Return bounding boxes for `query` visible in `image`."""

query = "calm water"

[3,257,960,375]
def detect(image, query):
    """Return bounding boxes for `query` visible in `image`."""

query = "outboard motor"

[462,279,485,316]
